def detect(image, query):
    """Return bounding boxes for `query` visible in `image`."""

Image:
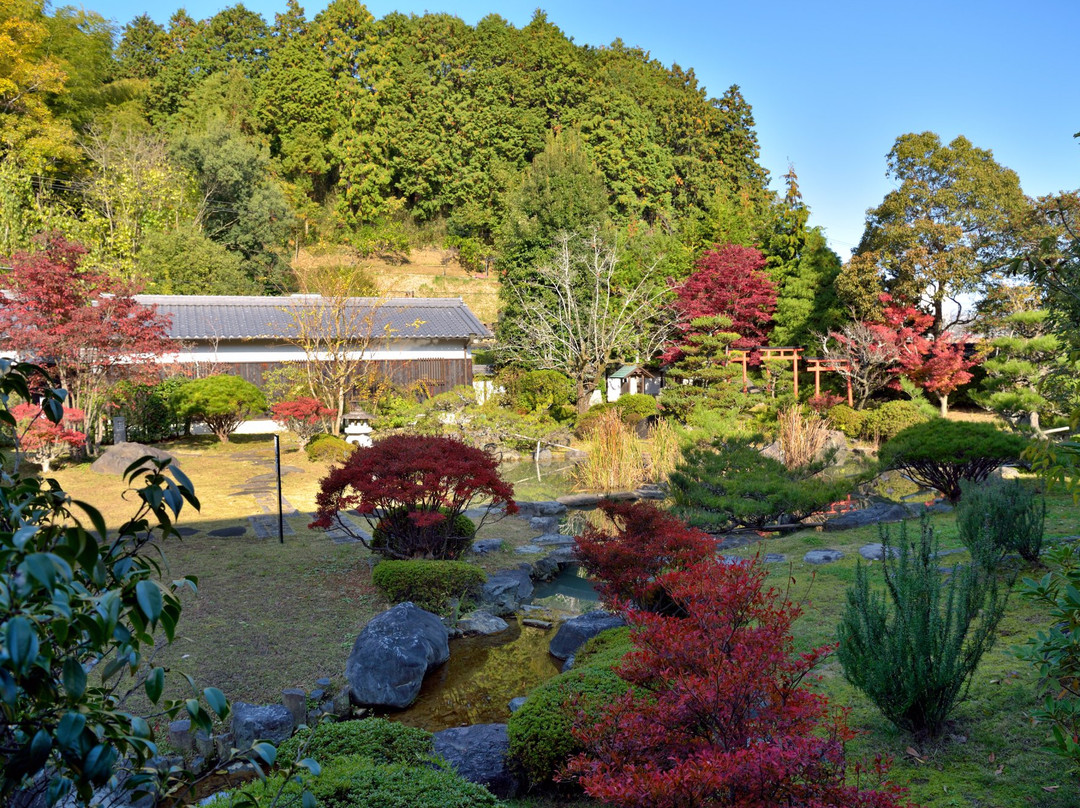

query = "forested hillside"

[1,0,842,342]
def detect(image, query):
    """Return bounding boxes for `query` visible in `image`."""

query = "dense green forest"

[1,0,846,343]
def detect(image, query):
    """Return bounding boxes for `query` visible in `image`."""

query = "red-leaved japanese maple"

[0,235,173,443]
[574,500,715,613]
[12,402,86,473]
[664,244,776,363]
[271,397,333,448]
[310,434,517,559]
[877,296,982,416]
[564,555,912,808]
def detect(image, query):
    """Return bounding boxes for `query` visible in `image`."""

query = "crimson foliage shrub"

[574,500,714,613]
[566,507,910,808]
[310,434,516,559]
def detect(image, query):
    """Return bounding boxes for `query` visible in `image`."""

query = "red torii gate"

[725,347,803,397]
[803,356,853,406]
[724,348,853,406]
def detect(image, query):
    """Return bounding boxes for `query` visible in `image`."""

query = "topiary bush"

[371,559,486,615]
[955,478,1046,565]
[170,374,267,443]
[507,630,632,785]
[669,439,852,531]
[509,369,575,414]
[861,399,929,444]
[613,393,658,424]
[276,718,433,768]
[210,754,503,808]
[305,433,354,463]
[878,419,1029,504]
[837,513,1011,737]
[827,403,864,440]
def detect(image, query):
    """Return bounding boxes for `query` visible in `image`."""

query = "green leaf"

[46,775,72,807]
[62,658,86,699]
[298,758,321,777]
[250,742,277,767]
[56,712,87,751]
[145,667,165,703]
[12,525,37,549]
[135,580,163,623]
[24,553,58,588]
[203,687,228,720]
[302,790,316,808]
[130,715,152,739]
[7,616,39,675]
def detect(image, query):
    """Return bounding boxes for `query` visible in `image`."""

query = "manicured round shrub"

[371,559,486,615]
[170,374,267,443]
[507,629,632,785]
[305,433,354,463]
[209,754,502,808]
[861,399,929,443]
[827,403,864,440]
[614,394,658,423]
[511,369,575,413]
[276,718,433,768]
[878,419,1029,504]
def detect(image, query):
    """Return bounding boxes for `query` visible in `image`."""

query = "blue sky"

[94,0,1080,257]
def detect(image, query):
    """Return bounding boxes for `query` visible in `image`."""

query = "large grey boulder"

[90,442,178,476]
[231,703,295,750]
[515,500,567,518]
[456,611,509,637]
[433,724,520,799]
[480,568,533,616]
[345,603,450,709]
[824,502,912,531]
[549,611,625,660]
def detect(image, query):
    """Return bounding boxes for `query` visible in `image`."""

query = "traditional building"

[136,294,491,397]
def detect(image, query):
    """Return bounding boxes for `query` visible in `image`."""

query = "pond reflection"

[383,618,563,731]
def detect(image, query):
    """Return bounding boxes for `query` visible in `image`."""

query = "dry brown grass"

[648,418,682,483]
[573,410,646,492]
[777,405,830,470]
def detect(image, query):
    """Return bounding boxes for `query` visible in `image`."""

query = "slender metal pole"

[275,434,284,544]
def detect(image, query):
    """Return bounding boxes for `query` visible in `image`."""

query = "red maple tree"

[575,500,715,613]
[564,555,911,808]
[12,402,86,473]
[664,244,776,363]
[271,397,334,448]
[877,296,981,416]
[0,235,173,443]
[311,434,517,559]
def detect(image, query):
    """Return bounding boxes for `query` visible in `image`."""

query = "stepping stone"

[514,544,543,555]
[533,533,576,547]
[471,538,504,554]
[254,492,299,516]
[175,527,199,537]
[763,553,786,563]
[208,526,247,538]
[803,549,844,565]
[248,514,296,540]
[859,543,899,561]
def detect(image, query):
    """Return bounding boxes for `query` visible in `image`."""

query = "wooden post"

[814,366,821,397]
[846,377,853,407]
[792,352,799,398]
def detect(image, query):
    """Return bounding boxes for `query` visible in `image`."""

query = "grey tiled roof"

[133,295,491,341]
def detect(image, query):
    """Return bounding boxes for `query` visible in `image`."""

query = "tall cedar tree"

[0,235,173,443]
[851,132,1029,336]
[665,244,776,363]
[565,546,910,808]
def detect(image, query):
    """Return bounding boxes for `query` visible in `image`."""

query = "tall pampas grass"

[574,409,646,491]
[777,405,830,470]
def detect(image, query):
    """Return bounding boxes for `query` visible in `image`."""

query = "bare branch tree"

[502,231,670,412]
[819,319,900,409]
